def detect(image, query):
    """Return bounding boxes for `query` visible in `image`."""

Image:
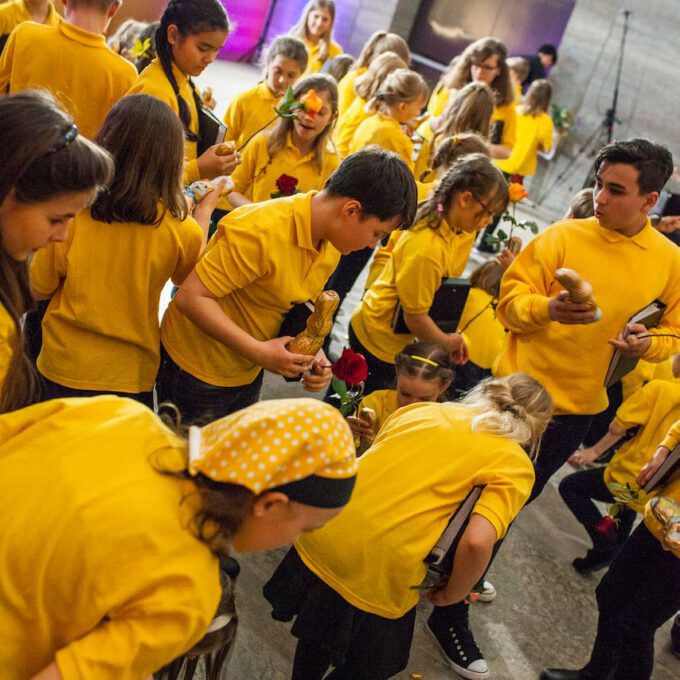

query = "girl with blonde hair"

[349,68,428,170]
[337,30,410,115]
[334,50,406,157]
[228,74,339,207]
[265,373,552,680]
[289,0,341,74]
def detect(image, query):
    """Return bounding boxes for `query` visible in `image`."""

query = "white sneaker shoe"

[478,580,496,602]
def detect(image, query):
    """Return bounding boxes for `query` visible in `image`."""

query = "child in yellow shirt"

[543,418,680,680]
[350,154,508,394]
[228,74,339,207]
[336,29,410,116]
[223,35,308,151]
[349,68,428,171]
[0,90,112,413]
[127,0,239,185]
[347,342,454,449]
[0,0,58,53]
[0,0,137,139]
[496,79,554,180]
[157,147,418,425]
[289,0,341,74]
[265,373,552,680]
[334,49,406,158]
[0,395,358,680]
[30,95,220,407]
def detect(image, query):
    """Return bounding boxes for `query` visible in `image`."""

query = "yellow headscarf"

[188,399,358,507]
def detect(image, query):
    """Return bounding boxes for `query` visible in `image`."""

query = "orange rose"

[508,182,528,203]
[299,89,324,117]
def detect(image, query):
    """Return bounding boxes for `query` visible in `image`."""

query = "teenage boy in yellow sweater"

[0,0,136,138]
[428,138,680,680]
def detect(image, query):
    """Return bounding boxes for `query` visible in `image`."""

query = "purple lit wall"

[219,0,358,61]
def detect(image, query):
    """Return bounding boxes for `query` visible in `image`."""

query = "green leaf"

[496,229,508,241]
[331,376,347,398]
[526,221,540,234]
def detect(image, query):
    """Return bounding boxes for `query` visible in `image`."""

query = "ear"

[167,23,180,46]
[641,190,659,213]
[340,198,363,221]
[438,380,452,396]
[457,190,474,208]
[251,491,290,518]
[108,0,123,18]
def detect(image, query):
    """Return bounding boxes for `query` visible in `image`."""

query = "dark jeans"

[325,247,375,306]
[156,346,263,425]
[581,381,623,449]
[581,523,680,680]
[558,466,635,550]
[39,373,154,409]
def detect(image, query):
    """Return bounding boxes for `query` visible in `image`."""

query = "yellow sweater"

[458,288,506,370]
[495,217,680,414]
[0,18,136,139]
[0,396,220,680]
[296,402,534,618]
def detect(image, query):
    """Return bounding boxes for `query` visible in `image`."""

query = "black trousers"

[580,523,680,680]
[347,323,397,395]
[156,346,263,425]
[39,373,154,409]
[558,466,635,549]
[325,247,375,306]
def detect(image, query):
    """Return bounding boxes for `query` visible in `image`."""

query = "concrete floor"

[184,59,678,680]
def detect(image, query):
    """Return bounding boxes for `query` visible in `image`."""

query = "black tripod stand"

[538,9,632,203]
[238,0,279,64]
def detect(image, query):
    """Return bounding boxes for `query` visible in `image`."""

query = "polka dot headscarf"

[188,399,358,508]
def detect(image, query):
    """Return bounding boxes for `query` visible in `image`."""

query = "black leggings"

[581,523,680,680]
[558,466,635,549]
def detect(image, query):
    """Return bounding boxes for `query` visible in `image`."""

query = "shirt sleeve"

[661,420,680,450]
[500,104,517,148]
[393,233,444,315]
[55,572,217,680]
[539,114,554,153]
[183,159,201,186]
[222,95,241,143]
[641,262,680,363]
[0,25,17,92]
[613,382,651,431]
[495,230,560,333]
[30,238,70,297]
[229,134,261,196]
[170,216,204,286]
[194,218,269,298]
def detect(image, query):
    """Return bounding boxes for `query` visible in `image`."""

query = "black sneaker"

[672,614,680,659]
[426,611,489,678]
[572,547,617,574]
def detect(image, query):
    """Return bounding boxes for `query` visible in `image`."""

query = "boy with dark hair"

[0,0,137,138]
[427,138,680,680]
[157,147,417,425]
[521,42,558,89]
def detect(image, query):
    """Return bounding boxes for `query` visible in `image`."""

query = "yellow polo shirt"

[605,379,680,512]
[337,66,366,117]
[30,206,203,393]
[128,57,201,184]
[426,83,449,117]
[0,18,136,139]
[350,111,414,170]
[303,36,342,74]
[620,356,674,401]
[0,396,220,680]
[230,130,339,203]
[334,94,370,157]
[296,401,534,618]
[643,419,680,558]
[0,302,15,396]
[458,288,506,370]
[496,110,553,177]
[358,389,399,434]
[161,191,341,386]
[351,219,475,363]
[223,80,279,149]
[0,0,58,36]
[495,217,680,415]
[491,101,516,150]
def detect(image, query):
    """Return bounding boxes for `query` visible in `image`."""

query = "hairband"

[49,124,78,154]
[436,203,444,213]
[410,354,440,367]
[375,92,385,101]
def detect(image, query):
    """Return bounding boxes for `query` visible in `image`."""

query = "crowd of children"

[0,1,678,679]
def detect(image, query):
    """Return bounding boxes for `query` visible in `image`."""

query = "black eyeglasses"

[473,195,498,218]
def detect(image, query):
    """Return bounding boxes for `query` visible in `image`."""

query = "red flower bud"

[594,515,618,540]
[332,348,368,386]
[275,173,299,196]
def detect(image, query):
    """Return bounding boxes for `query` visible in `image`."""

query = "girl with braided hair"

[128,0,239,186]
[350,153,508,394]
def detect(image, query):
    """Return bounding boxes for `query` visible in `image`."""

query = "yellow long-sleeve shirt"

[0,18,136,139]
[495,217,680,415]
[128,58,201,184]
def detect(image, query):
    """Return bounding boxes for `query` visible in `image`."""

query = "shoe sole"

[425,622,490,679]
[478,591,496,603]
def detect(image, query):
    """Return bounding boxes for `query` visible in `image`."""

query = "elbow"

[174,285,193,318]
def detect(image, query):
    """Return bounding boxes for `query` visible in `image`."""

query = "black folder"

[643,444,680,493]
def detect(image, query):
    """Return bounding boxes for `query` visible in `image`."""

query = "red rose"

[332,348,368,386]
[276,174,299,196]
[594,516,618,540]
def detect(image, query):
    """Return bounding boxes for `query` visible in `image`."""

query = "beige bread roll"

[287,291,340,356]
[215,140,236,156]
[555,268,596,306]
